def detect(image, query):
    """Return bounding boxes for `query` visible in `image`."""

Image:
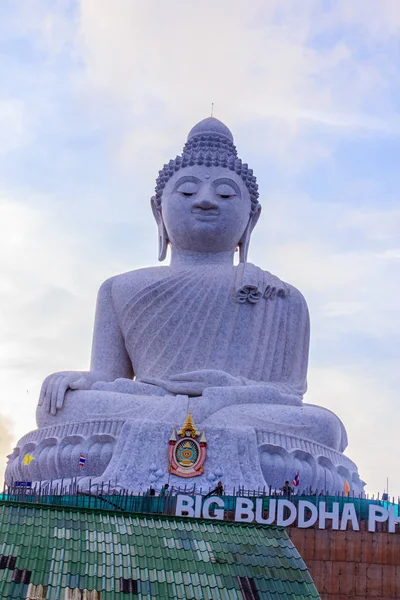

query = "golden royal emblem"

[168,412,207,478]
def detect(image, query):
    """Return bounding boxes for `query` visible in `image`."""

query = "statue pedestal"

[5,415,364,494]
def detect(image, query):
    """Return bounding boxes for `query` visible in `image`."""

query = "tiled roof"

[0,500,320,599]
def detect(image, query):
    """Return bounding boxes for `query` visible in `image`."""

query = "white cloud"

[0,416,14,485]
[379,249,400,259]
[0,195,96,445]
[4,0,75,56]
[250,187,400,340]
[334,0,400,38]
[322,301,368,318]
[0,0,399,497]
[73,0,400,174]
[308,365,399,497]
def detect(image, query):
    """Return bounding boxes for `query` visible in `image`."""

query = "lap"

[36,389,182,428]
[201,402,347,452]
[36,387,346,453]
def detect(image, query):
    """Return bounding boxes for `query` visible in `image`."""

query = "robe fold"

[113,264,310,397]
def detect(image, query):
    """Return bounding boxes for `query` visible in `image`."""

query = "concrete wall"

[289,523,400,599]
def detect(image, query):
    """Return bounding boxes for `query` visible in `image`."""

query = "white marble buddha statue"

[8,118,363,493]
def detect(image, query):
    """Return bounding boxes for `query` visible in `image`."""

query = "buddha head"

[151,118,261,262]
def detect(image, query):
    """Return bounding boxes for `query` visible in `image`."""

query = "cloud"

[2,0,75,56]
[249,183,400,496]
[379,249,400,259]
[0,193,95,440]
[0,415,14,485]
[307,364,398,496]
[0,0,399,498]
[73,0,400,175]
[333,0,400,38]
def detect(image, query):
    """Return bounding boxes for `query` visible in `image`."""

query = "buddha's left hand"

[141,369,243,397]
[91,378,170,396]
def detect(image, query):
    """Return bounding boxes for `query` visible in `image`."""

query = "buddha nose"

[194,197,219,210]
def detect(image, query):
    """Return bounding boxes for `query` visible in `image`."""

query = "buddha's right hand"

[39,371,102,416]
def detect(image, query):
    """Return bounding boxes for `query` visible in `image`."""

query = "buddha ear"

[238,204,261,263]
[151,196,169,261]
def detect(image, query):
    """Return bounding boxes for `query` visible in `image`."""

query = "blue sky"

[1,0,399,497]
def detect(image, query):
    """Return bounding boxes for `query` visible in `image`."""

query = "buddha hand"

[39,371,109,416]
[91,378,170,396]
[140,369,243,397]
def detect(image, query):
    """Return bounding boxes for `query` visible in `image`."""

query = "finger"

[56,379,71,411]
[43,390,50,414]
[51,376,64,412]
[43,377,54,413]
[44,374,62,414]
[50,375,65,415]
[39,377,49,406]
[39,372,68,406]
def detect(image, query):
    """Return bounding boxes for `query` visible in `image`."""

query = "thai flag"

[292,472,300,487]
[79,454,86,467]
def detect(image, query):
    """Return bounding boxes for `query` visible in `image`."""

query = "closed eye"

[176,181,199,196]
[215,183,237,198]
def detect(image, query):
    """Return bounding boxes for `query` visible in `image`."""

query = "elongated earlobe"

[158,221,168,261]
[238,224,251,263]
[151,197,169,261]
[238,205,261,263]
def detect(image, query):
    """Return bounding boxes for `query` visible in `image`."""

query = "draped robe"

[109,263,310,398]
[38,263,346,452]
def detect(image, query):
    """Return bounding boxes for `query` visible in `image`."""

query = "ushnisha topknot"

[154,117,260,213]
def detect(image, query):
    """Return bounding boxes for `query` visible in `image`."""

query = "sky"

[0,0,399,497]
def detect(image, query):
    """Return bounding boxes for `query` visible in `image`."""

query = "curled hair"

[155,132,259,213]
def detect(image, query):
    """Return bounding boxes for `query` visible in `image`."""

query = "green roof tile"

[0,499,320,599]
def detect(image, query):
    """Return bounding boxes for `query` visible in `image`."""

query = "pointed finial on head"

[187,117,234,143]
[211,102,214,117]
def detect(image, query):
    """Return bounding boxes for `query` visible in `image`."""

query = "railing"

[1,480,399,521]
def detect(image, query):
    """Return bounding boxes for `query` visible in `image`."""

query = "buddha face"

[158,166,255,254]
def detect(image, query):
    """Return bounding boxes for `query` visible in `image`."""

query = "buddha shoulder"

[262,269,309,313]
[240,264,309,311]
[96,266,171,304]
[281,279,309,309]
